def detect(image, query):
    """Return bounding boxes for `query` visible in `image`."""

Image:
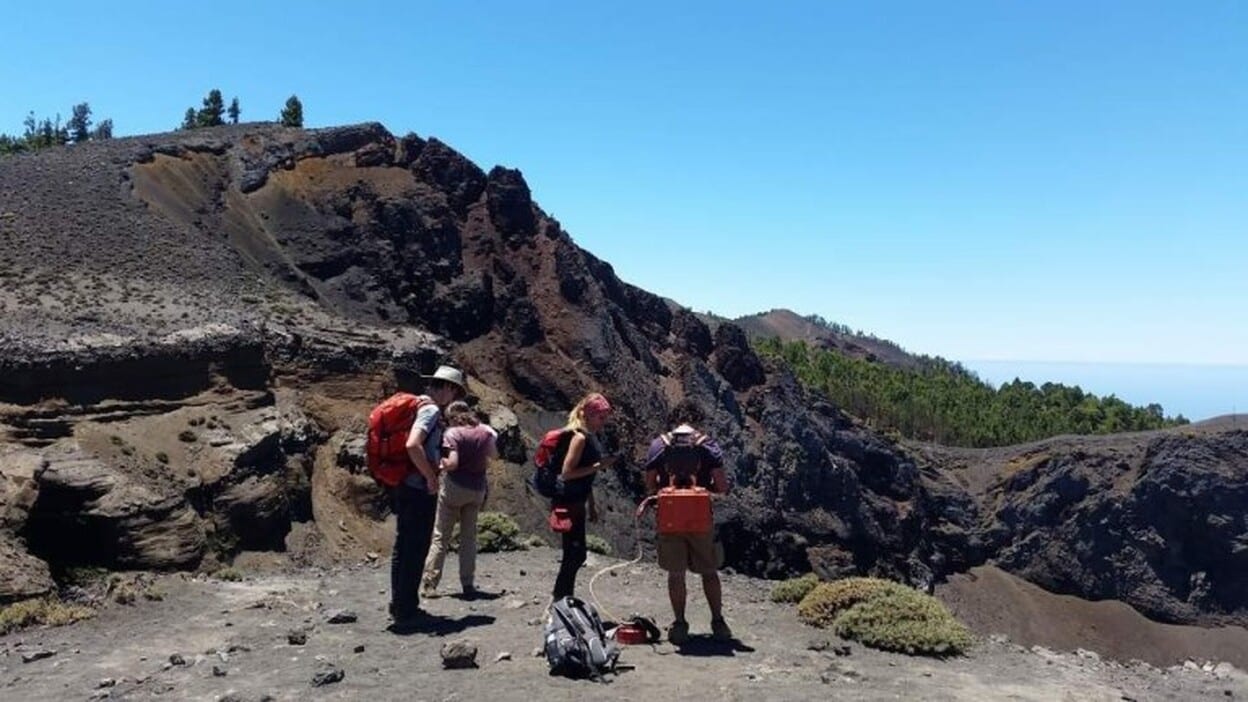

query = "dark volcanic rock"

[712,323,766,391]
[984,431,1248,626]
[486,167,537,246]
[671,309,713,358]
[410,138,487,213]
[326,609,358,624]
[710,369,931,581]
[311,662,344,687]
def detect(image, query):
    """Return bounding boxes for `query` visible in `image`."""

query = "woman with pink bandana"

[550,392,617,600]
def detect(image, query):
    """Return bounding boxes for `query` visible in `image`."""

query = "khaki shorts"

[657,532,723,575]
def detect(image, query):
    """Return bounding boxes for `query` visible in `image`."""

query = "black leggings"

[552,502,587,600]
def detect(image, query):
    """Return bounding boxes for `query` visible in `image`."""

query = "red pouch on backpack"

[548,507,573,533]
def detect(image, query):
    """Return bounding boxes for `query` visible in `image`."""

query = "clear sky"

[3,1,1246,366]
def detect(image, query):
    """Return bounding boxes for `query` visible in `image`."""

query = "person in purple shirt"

[643,399,733,645]
[422,401,498,599]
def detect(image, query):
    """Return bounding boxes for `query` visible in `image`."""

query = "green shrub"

[586,535,612,555]
[523,534,547,549]
[476,512,525,553]
[832,587,973,655]
[771,573,820,603]
[797,577,907,627]
[0,598,94,634]
[798,577,973,656]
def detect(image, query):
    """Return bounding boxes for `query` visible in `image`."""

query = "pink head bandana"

[584,394,612,416]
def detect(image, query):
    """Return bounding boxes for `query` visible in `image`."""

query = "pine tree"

[0,134,24,155]
[227,97,240,124]
[36,116,66,148]
[67,102,92,143]
[92,119,114,140]
[197,89,225,127]
[279,95,303,128]
[181,108,197,130]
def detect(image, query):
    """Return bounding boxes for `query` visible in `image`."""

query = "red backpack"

[530,428,571,498]
[366,393,433,487]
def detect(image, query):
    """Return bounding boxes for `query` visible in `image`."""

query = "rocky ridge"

[0,123,1245,638]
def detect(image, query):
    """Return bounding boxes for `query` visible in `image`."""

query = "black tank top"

[555,429,602,504]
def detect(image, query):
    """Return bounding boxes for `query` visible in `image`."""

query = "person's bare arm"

[710,467,730,495]
[560,433,615,480]
[441,448,461,472]
[405,428,438,492]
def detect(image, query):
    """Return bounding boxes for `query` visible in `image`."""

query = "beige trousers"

[422,477,486,590]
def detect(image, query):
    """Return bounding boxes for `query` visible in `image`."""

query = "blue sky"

[3,1,1246,367]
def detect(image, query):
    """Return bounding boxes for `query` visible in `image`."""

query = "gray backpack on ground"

[543,596,619,680]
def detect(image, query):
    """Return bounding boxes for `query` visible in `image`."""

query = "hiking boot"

[387,607,426,634]
[667,619,690,645]
[420,585,440,600]
[387,613,426,634]
[711,616,733,641]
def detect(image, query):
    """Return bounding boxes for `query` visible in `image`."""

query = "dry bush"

[0,598,95,634]
[832,587,973,655]
[214,567,244,582]
[797,577,973,656]
[771,573,820,603]
[797,577,907,627]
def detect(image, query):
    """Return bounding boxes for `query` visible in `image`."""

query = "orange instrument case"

[656,486,712,535]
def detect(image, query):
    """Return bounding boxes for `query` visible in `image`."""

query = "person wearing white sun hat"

[388,364,467,630]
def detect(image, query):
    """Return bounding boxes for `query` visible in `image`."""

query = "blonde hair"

[566,392,609,432]
[444,400,479,427]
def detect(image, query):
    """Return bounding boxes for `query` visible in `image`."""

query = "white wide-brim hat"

[423,365,467,391]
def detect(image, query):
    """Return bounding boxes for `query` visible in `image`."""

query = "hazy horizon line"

[965,359,1248,369]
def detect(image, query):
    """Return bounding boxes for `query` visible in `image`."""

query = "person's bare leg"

[701,571,723,619]
[667,569,691,644]
[668,570,687,621]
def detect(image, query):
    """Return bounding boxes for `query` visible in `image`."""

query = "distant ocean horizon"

[964,360,1248,423]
